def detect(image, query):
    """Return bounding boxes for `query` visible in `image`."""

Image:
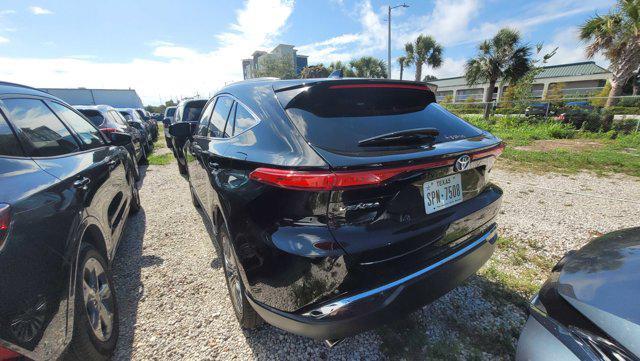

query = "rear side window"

[49,102,104,148]
[0,114,23,157]
[107,111,123,126]
[232,103,258,136]
[278,85,483,154]
[196,101,215,136]
[78,109,105,127]
[165,107,176,117]
[119,111,132,121]
[3,98,80,156]
[183,101,206,122]
[209,96,233,138]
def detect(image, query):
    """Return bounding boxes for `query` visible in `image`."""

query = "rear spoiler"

[274,79,436,110]
[272,78,433,93]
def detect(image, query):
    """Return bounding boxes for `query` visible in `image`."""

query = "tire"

[218,223,262,329]
[189,185,200,209]
[130,154,140,181]
[64,244,118,361]
[129,173,141,214]
[139,146,148,165]
[178,160,187,175]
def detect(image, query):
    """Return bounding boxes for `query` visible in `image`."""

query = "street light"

[388,3,409,79]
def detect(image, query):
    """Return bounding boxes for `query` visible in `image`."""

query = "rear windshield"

[183,101,206,122]
[278,85,483,153]
[165,107,176,117]
[78,110,105,127]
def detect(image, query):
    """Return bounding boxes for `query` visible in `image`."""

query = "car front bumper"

[246,225,498,340]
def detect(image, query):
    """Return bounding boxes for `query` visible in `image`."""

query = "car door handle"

[73,177,90,189]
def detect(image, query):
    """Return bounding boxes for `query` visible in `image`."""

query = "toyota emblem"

[454,155,471,172]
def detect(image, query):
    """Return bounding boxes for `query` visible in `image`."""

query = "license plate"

[423,173,463,214]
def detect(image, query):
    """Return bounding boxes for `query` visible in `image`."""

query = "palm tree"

[404,35,443,82]
[580,0,640,107]
[349,56,388,78]
[464,28,532,106]
[397,56,409,80]
[327,61,356,77]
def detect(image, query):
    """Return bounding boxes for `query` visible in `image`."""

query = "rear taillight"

[471,143,504,160]
[100,127,118,135]
[250,144,504,191]
[0,345,21,360]
[0,203,10,247]
[249,159,454,191]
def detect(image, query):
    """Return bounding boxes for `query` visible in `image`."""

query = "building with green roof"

[428,61,611,103]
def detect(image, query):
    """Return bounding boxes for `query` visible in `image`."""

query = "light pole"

[388,3,409,79]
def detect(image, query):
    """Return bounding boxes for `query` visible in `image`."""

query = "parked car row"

[1,77,637,361]
[0,81,141,360]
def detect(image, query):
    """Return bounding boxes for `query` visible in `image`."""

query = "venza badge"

[453,155,471,172]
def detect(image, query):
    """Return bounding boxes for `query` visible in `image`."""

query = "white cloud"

[299,0,613,79]
[0,10,16,15]
[28,6,53,15]
[0,0,294,104]
[0,36,8,44]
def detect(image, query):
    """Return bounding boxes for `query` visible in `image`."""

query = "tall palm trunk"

[414,61,423,82]
[607,46,640,107]
[606,79,624,107]
[399,64,404,80]
[482,79,496,119]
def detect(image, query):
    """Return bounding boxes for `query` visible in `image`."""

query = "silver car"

[517,227,640,360]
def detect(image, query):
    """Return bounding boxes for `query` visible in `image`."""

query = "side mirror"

[162,118,172,127]
[109,132,132,146]
[169,122,192,139]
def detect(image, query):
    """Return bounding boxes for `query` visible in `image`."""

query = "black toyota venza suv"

[169,78,504,341]
[0,82,141,360]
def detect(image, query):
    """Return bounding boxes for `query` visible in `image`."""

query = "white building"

[242,44,308,79]
[429,61,611,103]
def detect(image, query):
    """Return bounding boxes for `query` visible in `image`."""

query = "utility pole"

[387,3,409,79]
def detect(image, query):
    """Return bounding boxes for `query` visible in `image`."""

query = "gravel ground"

[110,158,640,360]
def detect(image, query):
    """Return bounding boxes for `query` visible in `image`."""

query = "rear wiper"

[358,128,440,147]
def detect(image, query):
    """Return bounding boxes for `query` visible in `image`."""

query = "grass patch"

[147,152,173,165]
[463,115,640,177]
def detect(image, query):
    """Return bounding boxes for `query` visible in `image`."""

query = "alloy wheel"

[221,233,243,315]
[81,258,114,342]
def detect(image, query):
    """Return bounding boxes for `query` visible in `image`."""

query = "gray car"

[517,227,640,360]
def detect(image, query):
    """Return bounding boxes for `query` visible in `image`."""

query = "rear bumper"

[247,225,498,340]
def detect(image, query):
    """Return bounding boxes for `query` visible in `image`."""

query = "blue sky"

[0,0,614,104]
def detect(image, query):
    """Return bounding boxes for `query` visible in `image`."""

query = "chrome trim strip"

[303,225,498,318]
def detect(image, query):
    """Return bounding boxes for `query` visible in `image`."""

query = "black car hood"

[556,227,640,355]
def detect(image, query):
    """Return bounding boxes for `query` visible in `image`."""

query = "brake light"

[471,143,504,160]
[0,345,21,360]
[250,158,454,191]
[250,144,504,191]
[0,204,10,247]
[328,84,430,91]
[100,127,118,135]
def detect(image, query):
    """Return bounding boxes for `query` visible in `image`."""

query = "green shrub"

[618,97,640,107]
[606,106,640,115]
